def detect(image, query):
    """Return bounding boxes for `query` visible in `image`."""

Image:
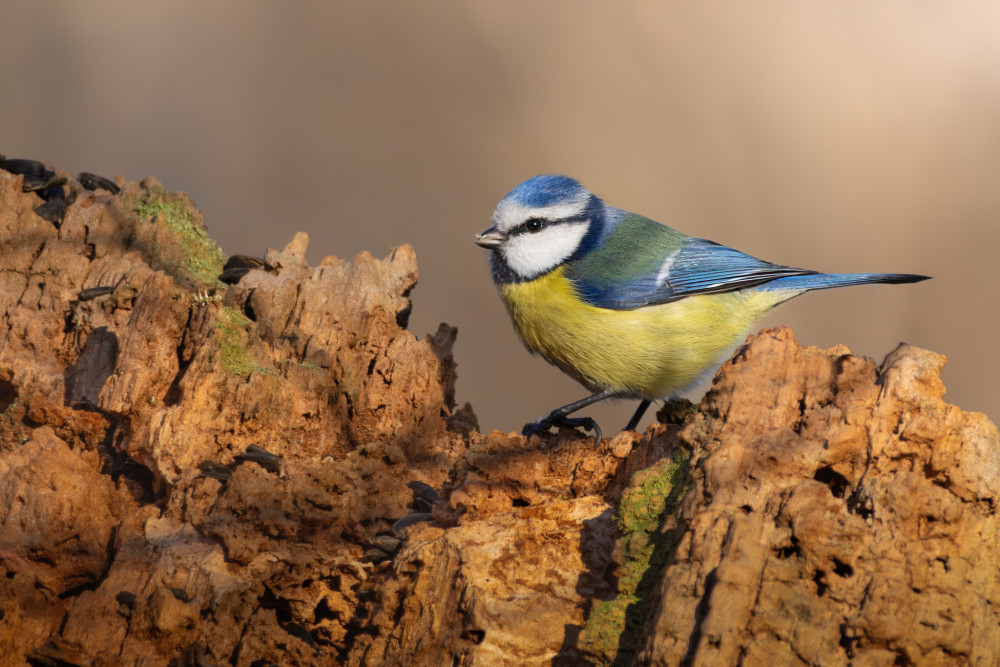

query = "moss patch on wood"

[579,448,692,665]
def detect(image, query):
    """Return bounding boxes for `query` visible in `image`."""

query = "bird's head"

[476,175,604,283]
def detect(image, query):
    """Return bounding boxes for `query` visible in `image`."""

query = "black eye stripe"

[511,214,589,236]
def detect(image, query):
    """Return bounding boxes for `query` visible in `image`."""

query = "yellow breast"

[499,266,793,398]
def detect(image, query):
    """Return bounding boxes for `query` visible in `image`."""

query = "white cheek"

[504,223,589,278]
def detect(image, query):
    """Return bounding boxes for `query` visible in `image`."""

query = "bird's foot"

[522,413,603,445]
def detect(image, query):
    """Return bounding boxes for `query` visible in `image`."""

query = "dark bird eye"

[525,218,545,233]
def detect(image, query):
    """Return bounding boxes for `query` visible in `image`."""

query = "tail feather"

[764,272,930,292]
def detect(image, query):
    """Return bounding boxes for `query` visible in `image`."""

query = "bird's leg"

[623,399,652,432]
[522,389,616,444]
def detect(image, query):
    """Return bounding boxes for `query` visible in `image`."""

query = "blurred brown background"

[3,2,997,431]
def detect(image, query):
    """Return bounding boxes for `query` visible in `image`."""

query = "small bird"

[475,175,929,442]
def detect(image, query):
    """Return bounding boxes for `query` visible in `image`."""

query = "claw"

[521,420,548,437]
[522,413,603,445]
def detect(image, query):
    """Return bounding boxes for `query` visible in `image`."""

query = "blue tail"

[764,272,930,292]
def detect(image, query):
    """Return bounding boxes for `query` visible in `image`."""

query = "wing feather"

[564,216,814,310]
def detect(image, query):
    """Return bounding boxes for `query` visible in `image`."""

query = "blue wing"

[564,212,815,310]
[659,238,816,298]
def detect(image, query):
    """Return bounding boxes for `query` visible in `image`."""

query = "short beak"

[475,227,503,249]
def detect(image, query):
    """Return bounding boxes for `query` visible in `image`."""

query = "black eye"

[525,218,545,233]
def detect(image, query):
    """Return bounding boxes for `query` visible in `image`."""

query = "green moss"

[579,448,693,665]
[215,306,270,377]
[133,187,226,288]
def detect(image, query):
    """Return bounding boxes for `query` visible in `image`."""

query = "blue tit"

[475,175,929,442]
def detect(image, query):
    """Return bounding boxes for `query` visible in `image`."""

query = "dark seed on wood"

[361,548,390,563]
[34,199,67,226]
[42,183,75,203]
[407,480,440,505]
[198,460,233,482]
[234,445,281,474]
[219,267,251,284]
[372,535,401,553]
[37,176,68,195]
[0,158,48,177]
[78,286,117,301]
[246,444,279,458]
[391,512,434,538]
[79,275,127,301]
[23,173,63,193]
[78,172,121,195]
[224,255,266,270]
[220,256,266,284]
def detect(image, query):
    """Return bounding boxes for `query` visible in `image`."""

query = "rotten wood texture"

[1,167,997,666]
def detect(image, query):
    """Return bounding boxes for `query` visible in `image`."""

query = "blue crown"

[504,175,587,208]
